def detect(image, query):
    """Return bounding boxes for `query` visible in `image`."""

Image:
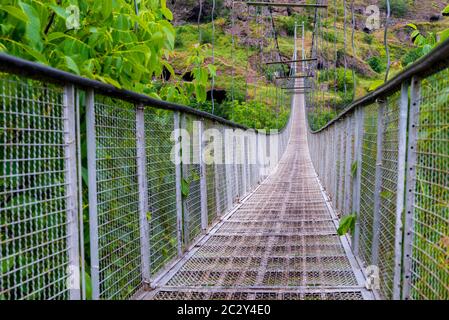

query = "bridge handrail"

[306,38,449,300]
[0,50,295,300]
[309,37,449,133]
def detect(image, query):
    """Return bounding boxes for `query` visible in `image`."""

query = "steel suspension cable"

[196,0,203,109]
[351,0,356,100]
[343,0,347,99]
[198,0,203,43]
[333,0,337,109]
[325,1,330,109]
[245,5,251,102]
[231,1,235,105]
[384,0,391,82]
[211,0,216,114]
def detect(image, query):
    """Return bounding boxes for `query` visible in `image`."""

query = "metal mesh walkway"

[141,92,374,300]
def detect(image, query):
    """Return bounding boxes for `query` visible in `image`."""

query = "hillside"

[167,0,449,126]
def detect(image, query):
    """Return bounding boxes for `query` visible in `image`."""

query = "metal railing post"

[136,105,151,289]
[173,112,183,256]
[234,130,240,198]
[181,114,190,247]
[402,77,421,300]
[392,81,410,300]
[63,85,81,300]
[86,89,100,300]
[224,128,234,209]
[344,117,353,215]
[338,122,345,212]
[352,107,365,255]
[241,133,248,196]
[199,120,208,232]
[214,125,222,217]
[332,126,338,208]
[371,99,386,266]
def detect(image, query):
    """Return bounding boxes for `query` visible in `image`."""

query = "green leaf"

[161,7,173,21]
[19,1,43,51]
[207,64,217,78]
[65,56,80,75]
[181,178,190,198]
[351,161,358,178]
[406,23,417,30]
[442,4,449,16]
[146,212,152,221]
[1,256,14,274]
[438,29,449,43]
[49,4,68,20]
[337,214,357,236]
[0,5,29,22]
[84,271,93,300]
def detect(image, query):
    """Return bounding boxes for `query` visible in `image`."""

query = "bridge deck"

[141,93,374,300]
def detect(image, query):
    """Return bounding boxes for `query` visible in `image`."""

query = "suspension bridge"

[141,81,375,300]
[1,1,449,301]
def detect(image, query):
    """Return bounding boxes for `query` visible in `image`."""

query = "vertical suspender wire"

[198,0,203,43]
[343,0,348,99]
[245,5,251,103]
[211,0,216,114]
[269,7,282,63]
[384,0,391,82]
[324,1,330,110]
[231,1,235,107]
[351,0,356,100]
[333,0,338,111]
[317,11,325,109]
[311,7,318,112]
[197,0,203,109]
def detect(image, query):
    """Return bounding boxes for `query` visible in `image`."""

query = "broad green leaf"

[181,178,190,197]
[442,4,449,16]
[337,214,357,236]
[161,60,174,76]
[438,29,449,43]
[161,7,173,21]
[1,256,14,274]
[19,1,43,51]
[49,4,68,20]
[84,271,93,300]
[146,212,152,221]
[410,30,420,41]
[65,56,80,75]
[351,161,358,178]
[208,64,217,77]
[406,23,417,30]
[0,5,28,22]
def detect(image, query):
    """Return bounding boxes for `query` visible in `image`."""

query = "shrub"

[279,14,310,36]
[367,56,386,73]
[363,33,374,45]
[200,28,213,44]
[308,108,337,131]
[402,47,422,66]
[380,0,409,17]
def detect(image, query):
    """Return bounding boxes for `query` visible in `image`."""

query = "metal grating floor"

[142,92,373,300]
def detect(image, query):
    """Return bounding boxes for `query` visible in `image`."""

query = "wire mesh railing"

[306,39,449,300]
[0,53,293,300]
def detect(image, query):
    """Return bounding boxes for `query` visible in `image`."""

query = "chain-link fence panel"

[0,76,77,300]
[144,108,178,277]
[376,92,401,299]
[91,95,142,300]
[358,102,378,267]
[181,114,202,244]
[408,70,449,300]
